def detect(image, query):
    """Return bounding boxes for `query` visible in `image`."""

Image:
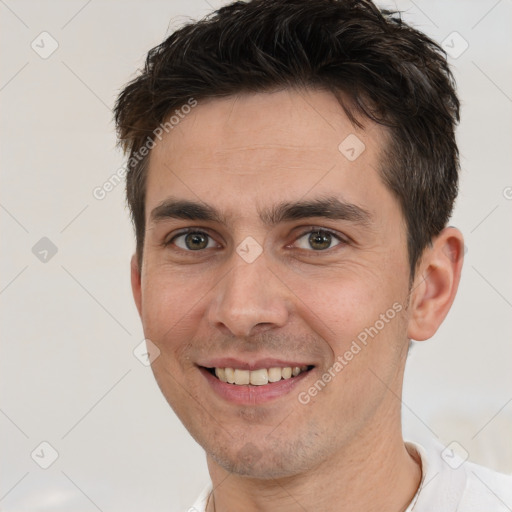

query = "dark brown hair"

[114,0,460,275]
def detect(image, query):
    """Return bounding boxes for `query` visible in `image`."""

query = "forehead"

[145,88,393,225]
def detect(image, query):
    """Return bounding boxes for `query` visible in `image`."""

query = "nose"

[207,253,290,338]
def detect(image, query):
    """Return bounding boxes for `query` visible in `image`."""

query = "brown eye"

[185,233,209,250]
[171,231,215,251]
[294,229,343,251]
[308,231,332,250]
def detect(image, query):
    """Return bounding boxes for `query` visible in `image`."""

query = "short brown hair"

[114,0,460,275]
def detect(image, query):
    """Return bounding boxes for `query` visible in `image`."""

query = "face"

[133,88,414,478]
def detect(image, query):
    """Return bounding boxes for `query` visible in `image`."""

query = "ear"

[131,253,142,318]
[407,227,465,341]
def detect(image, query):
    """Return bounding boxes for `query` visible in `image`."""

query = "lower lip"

[199,367,312,405]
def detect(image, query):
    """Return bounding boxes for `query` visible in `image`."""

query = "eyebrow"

[149,195,372,227]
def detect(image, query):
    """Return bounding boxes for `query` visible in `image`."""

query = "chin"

[206,437,319,479]
[213,453,294,479]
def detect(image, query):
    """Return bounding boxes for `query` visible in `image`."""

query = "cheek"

[140,266,207,359]
[290,268,398,338]
[295,279,408,416]
[288,266,409,394]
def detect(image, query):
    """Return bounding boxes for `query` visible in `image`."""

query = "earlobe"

[131,254,143,318]
[407,227,464,341]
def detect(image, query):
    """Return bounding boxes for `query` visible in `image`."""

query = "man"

[114,0,512,510]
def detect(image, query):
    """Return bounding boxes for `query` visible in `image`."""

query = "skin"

[131,88,464,512]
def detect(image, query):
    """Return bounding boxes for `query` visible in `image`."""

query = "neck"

[205,424,422,512]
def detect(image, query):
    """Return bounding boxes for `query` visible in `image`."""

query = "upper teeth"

[214,366,308,386]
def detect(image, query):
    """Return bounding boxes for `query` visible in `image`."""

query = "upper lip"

[198,357,314,371]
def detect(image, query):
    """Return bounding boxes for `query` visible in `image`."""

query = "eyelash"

[164,227,348,253]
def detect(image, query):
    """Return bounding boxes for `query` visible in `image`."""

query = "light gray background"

[1,0,511,510]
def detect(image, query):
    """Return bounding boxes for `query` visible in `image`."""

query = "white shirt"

[187,439,512,511]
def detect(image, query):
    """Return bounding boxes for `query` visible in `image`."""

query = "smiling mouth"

[204,365,314,386]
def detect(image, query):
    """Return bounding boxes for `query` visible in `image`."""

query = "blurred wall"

[1,1,511,510]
